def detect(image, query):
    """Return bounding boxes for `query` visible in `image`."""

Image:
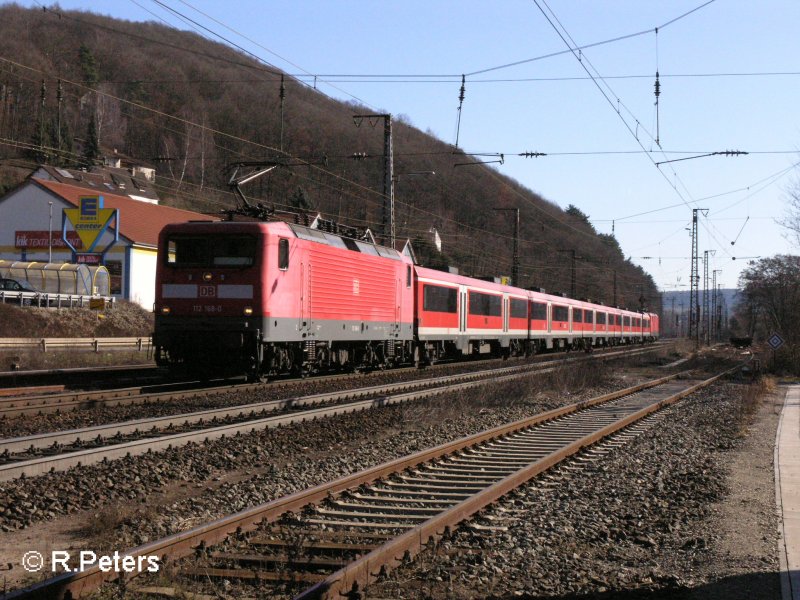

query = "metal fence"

[0,337,150,353]
[0,290,114,308]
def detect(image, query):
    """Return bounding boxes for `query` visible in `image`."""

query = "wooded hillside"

[0,5,659,312]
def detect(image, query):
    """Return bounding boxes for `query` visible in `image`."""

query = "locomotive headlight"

[243,306,253,316]
[161,306,171,315]
[203,272,213,281]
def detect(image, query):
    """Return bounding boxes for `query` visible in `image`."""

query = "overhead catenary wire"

[465,0,716,77]
[74,71,800,85]
[148,0,374,108]
[7,1,732,296]
[0,50,600,260]
[531,0,699,214]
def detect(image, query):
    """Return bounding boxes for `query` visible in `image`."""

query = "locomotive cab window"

[278,238,289,270]
[165,234,256,268]
[423,285,457,313]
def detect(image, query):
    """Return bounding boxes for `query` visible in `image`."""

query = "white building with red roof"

[0,176,219,309]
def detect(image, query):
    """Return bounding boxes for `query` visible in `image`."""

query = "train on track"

[153,219,659,379]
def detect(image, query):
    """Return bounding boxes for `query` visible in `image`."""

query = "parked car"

[0,278,40,305]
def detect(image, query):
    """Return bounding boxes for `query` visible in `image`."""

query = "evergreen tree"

[78,44,99,87]
[83,115,100,166]
[290,186,313,211]
[48,118,73,166]
[566,204,595,231]
[28,114,49,164]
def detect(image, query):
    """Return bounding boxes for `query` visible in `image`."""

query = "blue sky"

[17,1,800,291]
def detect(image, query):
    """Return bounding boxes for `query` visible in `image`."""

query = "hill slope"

[0,5,658,312]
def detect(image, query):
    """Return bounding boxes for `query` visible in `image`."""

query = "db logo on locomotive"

[199,285,216,298]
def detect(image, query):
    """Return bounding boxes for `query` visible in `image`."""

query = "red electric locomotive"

[153,219,659,379]
[153,220,415,379]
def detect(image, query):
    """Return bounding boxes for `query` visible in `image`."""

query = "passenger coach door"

[459,288,467,333]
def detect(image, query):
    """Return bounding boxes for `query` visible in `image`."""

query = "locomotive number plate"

[193,304,223,313]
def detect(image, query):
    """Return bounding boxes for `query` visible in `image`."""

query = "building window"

[106,260,123,295]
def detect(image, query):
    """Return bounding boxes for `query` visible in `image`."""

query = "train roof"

[415,265,656,317]
[160,219,410,263]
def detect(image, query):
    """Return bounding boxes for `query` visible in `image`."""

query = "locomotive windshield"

[165,234,257,267]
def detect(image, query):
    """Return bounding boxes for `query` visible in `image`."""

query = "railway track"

[6,362,741,600]
[0,344,665,482]
[0,342,672,420]
[0,363,163,391]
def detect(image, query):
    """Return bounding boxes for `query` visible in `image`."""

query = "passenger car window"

[423,285,458,313]
[531,302,547,320]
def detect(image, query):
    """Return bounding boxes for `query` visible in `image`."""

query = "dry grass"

[0,301,152,338]
[0,301,153,371]
[399,359,612,431]
[735,375,777,437]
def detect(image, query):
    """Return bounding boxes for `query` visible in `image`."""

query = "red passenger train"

[153,220,659,379]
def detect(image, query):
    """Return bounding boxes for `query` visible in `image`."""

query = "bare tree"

[738,255,800,372]
[783,180,800,246]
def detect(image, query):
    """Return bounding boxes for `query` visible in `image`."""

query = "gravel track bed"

[0,365,623,535]
[364,380,781,600]
[0,357,533,439]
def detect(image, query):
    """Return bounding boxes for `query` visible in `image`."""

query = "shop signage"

[75,253,102,265]
[15,230,82,249]
[63,196,118,252]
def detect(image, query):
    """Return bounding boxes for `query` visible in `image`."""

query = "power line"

[166,0,377,109]
[466,0,716,77]
[79,71,800,85]
[10,4,689,293]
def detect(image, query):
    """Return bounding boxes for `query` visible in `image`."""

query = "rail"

[0,337,150,353]
[4,364,741,599]
[0,352,660,480]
